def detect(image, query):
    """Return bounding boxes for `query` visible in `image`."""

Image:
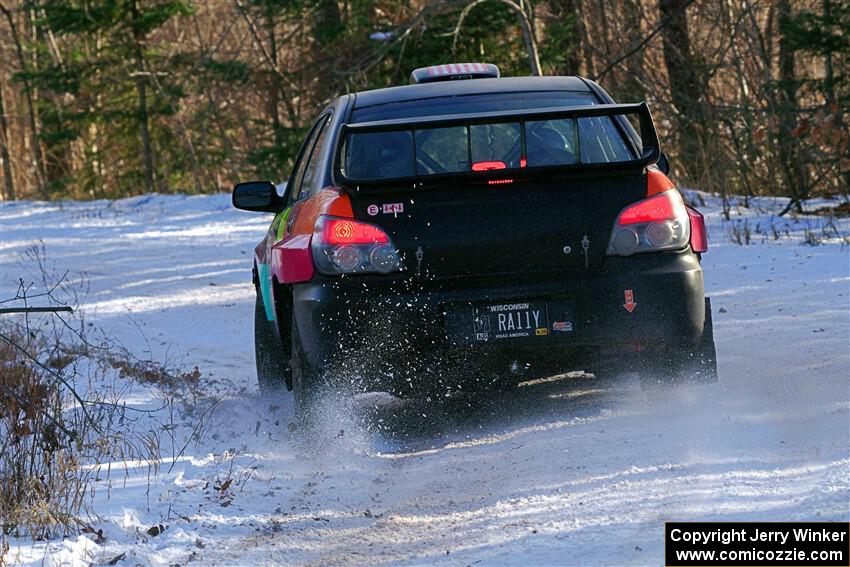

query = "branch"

[593,0,698,82]
[449,0,541,76]
[0,306,73,315]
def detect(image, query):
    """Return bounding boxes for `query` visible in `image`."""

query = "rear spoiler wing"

[335,102,661,187]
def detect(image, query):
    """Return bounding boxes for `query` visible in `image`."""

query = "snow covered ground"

[1,192,848,566]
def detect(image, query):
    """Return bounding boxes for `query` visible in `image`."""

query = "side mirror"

[232,181,280,212]
[657,152,670,175]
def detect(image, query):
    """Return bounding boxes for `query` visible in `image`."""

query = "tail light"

[686,205,708,253]
[312,216,402,275]
[472,161,507,171]
[607,190,690,256]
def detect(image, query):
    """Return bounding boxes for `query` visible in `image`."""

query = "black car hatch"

[337,101,661,282]
[347,173,645,280]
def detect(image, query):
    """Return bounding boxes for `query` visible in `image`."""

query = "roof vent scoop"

[409,63,500,84]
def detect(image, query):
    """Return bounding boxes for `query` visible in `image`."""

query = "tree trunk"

[576,0,594,77]
[511,0,541,76]
[725,0,755,207]
[135,70,156,194]
[32,0,72,192]
[265,5,285,156]
[821,0,850,200]
[0,72,15,200]
[622,0,645,101]
[131,0,156,194]
[777,0,807,213]
[659,0,704,183]
[1,2,47,198]
[313,0,343,101]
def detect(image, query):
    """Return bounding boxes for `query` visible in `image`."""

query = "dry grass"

[1,324,97,539]
[0,310,211,544]
[0,250,215,547]
[0,312,190,542]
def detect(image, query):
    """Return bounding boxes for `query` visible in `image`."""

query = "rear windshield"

[342,92,636,181]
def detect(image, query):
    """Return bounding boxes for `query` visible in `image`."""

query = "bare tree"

[0,69,15,200]
[1,1,46,198]
[776,0,809,214]
[659,0,705,182]
[130,0,157,194]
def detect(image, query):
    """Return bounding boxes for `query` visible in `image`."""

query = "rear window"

[342,97,637,181]
[344,92,636,180]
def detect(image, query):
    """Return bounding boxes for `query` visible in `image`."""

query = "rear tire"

[254,293,287,396]
[639,298,718,388]
[291,321,321,420]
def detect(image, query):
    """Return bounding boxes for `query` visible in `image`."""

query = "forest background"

[0,0,847,215]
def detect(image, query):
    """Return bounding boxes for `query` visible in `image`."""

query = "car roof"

[351,76,593,110]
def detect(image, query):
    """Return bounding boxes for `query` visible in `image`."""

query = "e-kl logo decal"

[623,289,637,313]
[367,203,404,217]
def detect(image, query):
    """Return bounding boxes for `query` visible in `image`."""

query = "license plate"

[472,301,549,341]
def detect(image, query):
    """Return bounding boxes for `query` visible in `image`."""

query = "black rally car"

[233,63,717,412]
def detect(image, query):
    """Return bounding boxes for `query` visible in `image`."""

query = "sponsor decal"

[366,202,404,217]
[383,202,404,215]
[552,321,573,332]
[623,289,637,313]
[256,263,275,321]
[473,313,490,341]
[275,206,294,240]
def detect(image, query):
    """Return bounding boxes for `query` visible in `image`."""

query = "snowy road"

[1,193,848,566]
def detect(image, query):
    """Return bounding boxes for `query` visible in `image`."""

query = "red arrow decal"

[623,289,637,313]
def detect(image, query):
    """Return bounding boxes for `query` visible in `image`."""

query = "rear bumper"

[292,249,706,372]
